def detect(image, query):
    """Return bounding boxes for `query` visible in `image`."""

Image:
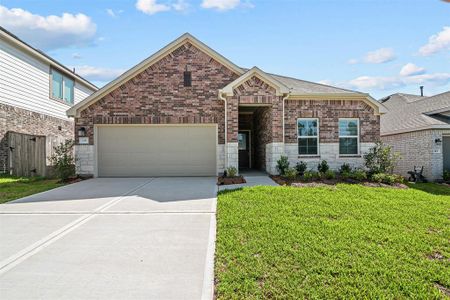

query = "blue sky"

[1,0,449,98]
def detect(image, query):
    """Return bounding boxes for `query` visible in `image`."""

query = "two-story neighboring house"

[0,26,97,176]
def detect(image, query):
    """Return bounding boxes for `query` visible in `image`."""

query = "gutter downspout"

[282,91,291,144]
[218,91,228,170]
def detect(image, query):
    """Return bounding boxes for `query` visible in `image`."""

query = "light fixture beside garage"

[78,127,89,145]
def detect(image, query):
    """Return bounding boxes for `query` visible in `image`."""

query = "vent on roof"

[184,65,191,87]
[420,86,424,97]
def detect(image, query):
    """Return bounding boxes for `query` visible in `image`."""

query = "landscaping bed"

[217,175,246,185]
[215,184,450,299]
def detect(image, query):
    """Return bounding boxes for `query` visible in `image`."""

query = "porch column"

[265,98,285,175]
[226,98,239,171]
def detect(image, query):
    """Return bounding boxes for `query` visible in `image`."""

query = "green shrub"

[303,170,318,181]
[295,161,307,175]
[371,173,403,185]
[276,155,290,176]
[364,141,401,175]
[443,170,450,182]
[340,171,351,180]
[226,166,238,177]
[339,163,352,174]
[317,160,329,173]
[324,169,336,180]
[351,169,367,181]
[284,167,298,180]
[48,139,76,182]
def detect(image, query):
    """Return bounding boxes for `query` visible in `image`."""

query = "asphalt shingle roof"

[380,91,450,135]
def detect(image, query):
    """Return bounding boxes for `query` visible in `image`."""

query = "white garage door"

[97,125,217,177]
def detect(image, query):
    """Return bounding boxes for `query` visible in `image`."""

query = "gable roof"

[67,32,386,117]
[67,33,244,117]
[381,91,450,135]
[0,26,97,91]
[220,67,290,96]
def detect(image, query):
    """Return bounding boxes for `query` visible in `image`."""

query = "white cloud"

[201,0,241,11]
[348,76,403,90]
[173,0,189,11]
[106,8,116,17]
[364,48,396,64]
[135,0,171,15]
[399,63,426,77]
[73,65,125,82]
[347,58,359,65]
[419,26,450,56]
[106,8,124,17]
[72,53,82,59]
[0,5,96,50]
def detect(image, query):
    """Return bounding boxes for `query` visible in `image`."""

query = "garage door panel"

[97,126,216,177]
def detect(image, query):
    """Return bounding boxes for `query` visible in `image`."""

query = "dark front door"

[238,131,250,169]
[443,136,450,172]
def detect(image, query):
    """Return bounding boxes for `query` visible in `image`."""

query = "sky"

[0,0,449,99]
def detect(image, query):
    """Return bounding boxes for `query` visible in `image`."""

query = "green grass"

[215,184,450,299]
[0,176,64,204]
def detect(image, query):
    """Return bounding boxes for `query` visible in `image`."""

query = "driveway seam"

[0,178,155,276]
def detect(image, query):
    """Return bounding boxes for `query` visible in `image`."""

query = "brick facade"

[382,129,449,181]
[73,41,382,176]
[75,42,239,145]
[284,100,380,143]
[0,103,74,173]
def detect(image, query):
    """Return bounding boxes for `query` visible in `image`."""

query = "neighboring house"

[67,33,386,177]
[0,26,97,176]
[381,92,450,181]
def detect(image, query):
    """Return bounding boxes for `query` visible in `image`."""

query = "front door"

[443,136,450,173]
[238,131,250,169]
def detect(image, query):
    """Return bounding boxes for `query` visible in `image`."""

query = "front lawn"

[0,176,64,204]
[215,184,450,299]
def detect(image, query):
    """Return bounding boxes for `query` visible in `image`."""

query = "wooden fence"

[7,132,46,177]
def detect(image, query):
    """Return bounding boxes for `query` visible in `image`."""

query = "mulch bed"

[217,176,246,186]
[270,175,408,189]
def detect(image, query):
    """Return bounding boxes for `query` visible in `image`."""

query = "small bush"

[48,139,76,182]
[371,173,403,185]
[284,167,298,180]
[339,163,352,174]
[276,155,290,176]
[340,171,351,180]
[226,166,238,177]
[295,161,307,175]
[364,141,401,175]
[303,170,319,181]
[443,170,450,182]
[351,169,367,181]
[317,160,329,173]
[324,169,336,180]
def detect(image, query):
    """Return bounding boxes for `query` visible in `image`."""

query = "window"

[238,133,247,150]
[298,118,319,155]
[183,71,192,87]
[339,118,359,155]
[51,69,74,104]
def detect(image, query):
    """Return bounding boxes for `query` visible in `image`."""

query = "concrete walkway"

[218,170,279,191]
[0,177,217,300]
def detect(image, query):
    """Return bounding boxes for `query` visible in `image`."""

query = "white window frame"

[50,68,74,105]
[297,118,320,156]
[338,118,360,156]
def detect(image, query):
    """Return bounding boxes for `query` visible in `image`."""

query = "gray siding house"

[381,91,450,181]
[0,26,97,175]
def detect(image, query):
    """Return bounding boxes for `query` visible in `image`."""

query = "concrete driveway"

[0,177,217,300]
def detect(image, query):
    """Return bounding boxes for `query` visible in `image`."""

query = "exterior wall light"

[78,127,86,137]
[435,138,442,145]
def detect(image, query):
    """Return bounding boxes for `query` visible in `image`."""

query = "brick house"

[0,26,97,176]
[67,33,386,177]
[381,92,450,181]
